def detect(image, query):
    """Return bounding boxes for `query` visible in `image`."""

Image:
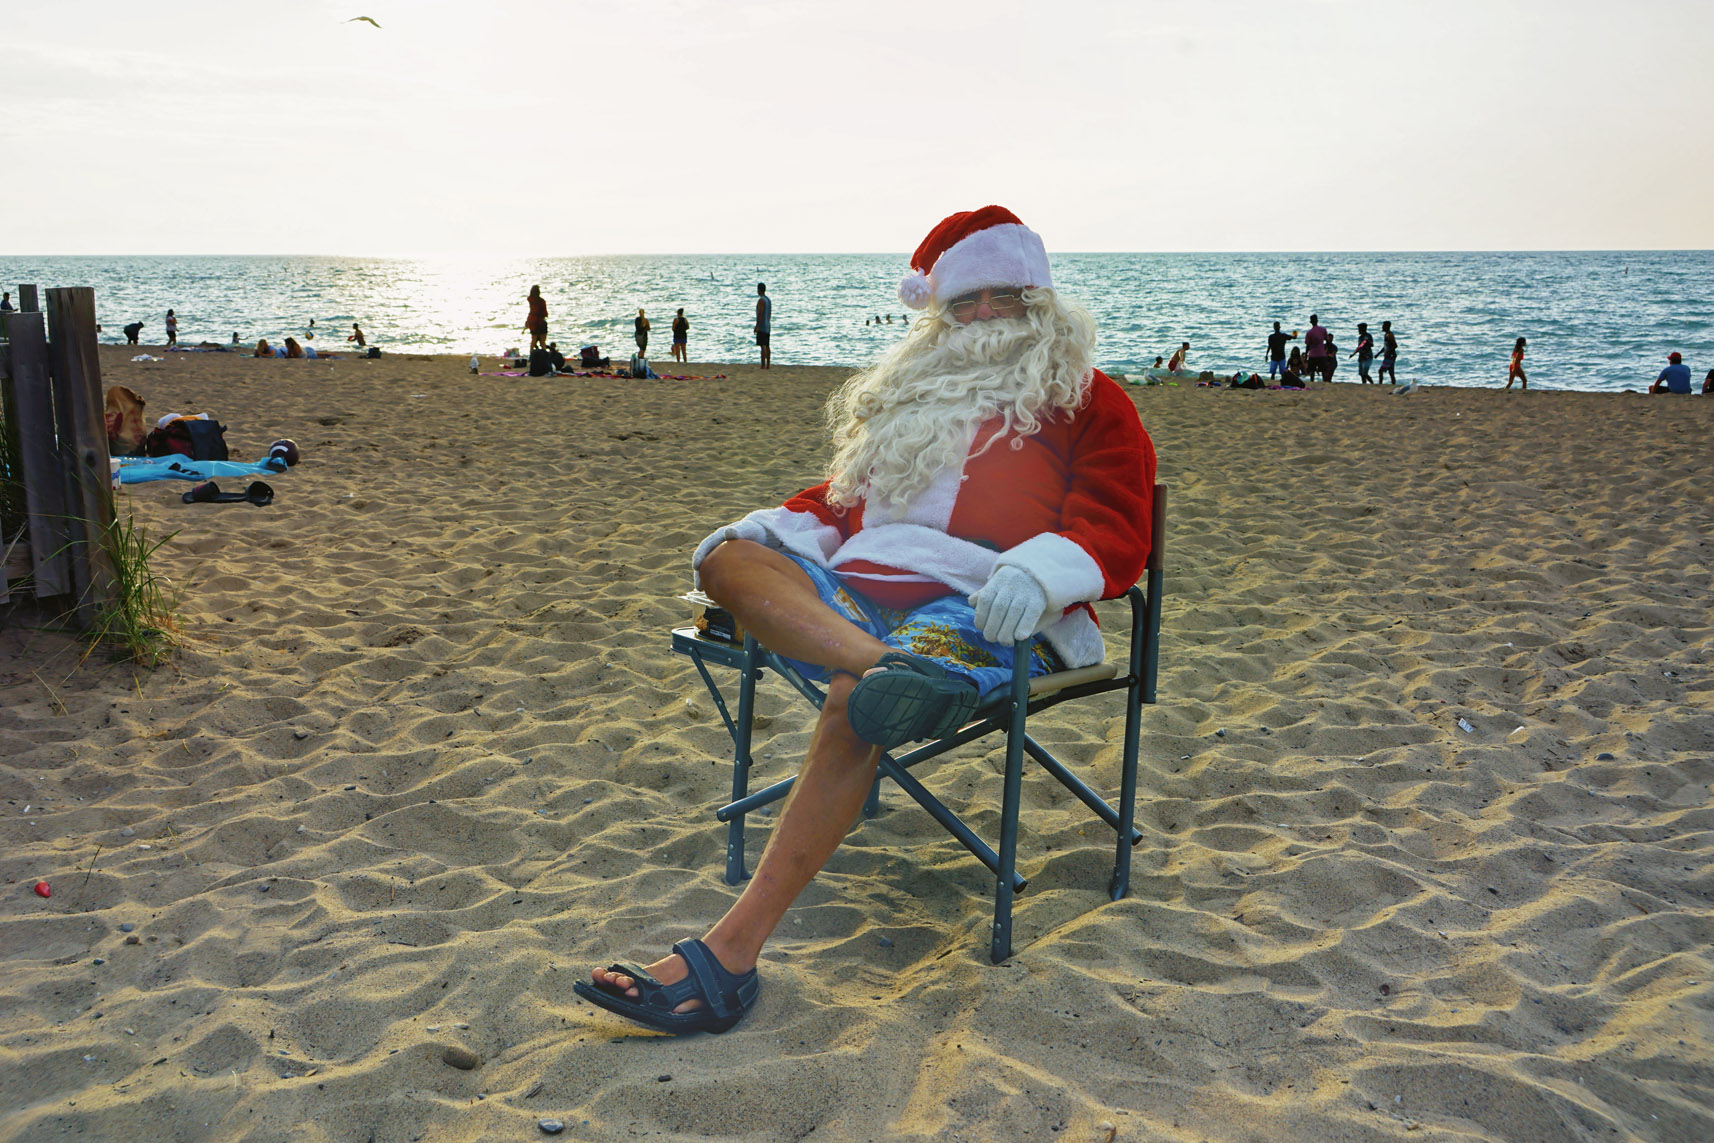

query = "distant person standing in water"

[1376,321,1399,385]
[1266,321,1296,380]
[671,308,689,362]
[525,286,548,351]
[124,321,144,344]
[348,322,367,347]
[1349,322,1375,383]
[1304,314,1330,382]
[306,318,316,342]
[755,282,772,369]
[1505,337,1529,390]
[165,308,178,347]
[635,308,651,356]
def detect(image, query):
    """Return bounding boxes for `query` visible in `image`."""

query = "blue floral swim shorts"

[778,554,1063,700]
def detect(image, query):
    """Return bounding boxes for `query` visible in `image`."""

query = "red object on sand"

[34,881,51,898]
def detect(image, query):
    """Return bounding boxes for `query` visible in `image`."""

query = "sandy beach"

[2,345,1711,1143]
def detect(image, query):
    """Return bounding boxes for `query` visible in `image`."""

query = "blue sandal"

[846,652,980,749]
[573,939,759,1035]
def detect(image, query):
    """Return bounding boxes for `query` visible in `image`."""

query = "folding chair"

[671,486,1166,963]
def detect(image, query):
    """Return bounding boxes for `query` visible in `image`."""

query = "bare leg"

[587,540,894,1007]
[697,539,891,677]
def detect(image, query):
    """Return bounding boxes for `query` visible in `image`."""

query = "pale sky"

[4,0,1711,255]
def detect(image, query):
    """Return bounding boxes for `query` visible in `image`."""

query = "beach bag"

[528,347,552,376]
[144,417,229,461]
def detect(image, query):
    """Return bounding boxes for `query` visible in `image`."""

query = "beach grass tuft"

[85,509,181,667]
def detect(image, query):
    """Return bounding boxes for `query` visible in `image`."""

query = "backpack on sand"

[144,417,230,461]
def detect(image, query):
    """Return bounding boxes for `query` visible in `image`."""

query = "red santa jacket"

[694,370,1157,667]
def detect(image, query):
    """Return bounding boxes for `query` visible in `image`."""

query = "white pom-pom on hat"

[898,270,933,310]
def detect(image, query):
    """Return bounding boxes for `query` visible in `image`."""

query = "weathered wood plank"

[46,287,116,627]
[3,312,72,598]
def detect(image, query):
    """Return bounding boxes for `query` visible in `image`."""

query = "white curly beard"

[825,288,1097,511]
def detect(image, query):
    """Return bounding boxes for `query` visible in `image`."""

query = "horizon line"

[3,248,1712,260]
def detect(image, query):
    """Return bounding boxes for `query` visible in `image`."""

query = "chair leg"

[1111,672,1142,901]
[991,642,1032,964]
[1112,586,1150,900]
[724,637,762,885]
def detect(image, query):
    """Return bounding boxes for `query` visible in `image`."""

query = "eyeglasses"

[948,291,1023,319]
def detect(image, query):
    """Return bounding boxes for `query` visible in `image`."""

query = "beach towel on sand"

[117,456,287,484]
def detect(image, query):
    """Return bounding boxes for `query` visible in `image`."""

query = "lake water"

[1,251,1708,392]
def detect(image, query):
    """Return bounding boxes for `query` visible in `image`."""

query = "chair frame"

[671,486,1166,963]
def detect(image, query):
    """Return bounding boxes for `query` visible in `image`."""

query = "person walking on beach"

[1651,352,1692,395]
[1266,321,1296,380]
[1377,321,1399,385]
[755,282,772,369]
[524,286,548,351]
[671,308,689,362]
[165,308,178,347]
[347,322,367,347]
[634,308,651,356]
[574,204,1157,1036]
[1350,323,1375,383]
[1304,314,1330,382]
[1167,341,1190,374]
[1505,337,1529,390]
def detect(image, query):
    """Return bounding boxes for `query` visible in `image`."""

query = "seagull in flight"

[347,16,381,28]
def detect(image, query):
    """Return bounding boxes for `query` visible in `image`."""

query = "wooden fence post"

[45,287,117,627]
[18,285,39,312]
[2,311,74,598]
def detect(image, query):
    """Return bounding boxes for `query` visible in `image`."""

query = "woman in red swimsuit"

[1505,337,1528,390]
[524,285,549,351]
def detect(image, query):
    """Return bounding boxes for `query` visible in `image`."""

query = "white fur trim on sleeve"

[993,533,1105,613]
[1042,608,1106,668]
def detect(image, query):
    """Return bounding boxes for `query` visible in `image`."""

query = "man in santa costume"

[576,205,1158,1035]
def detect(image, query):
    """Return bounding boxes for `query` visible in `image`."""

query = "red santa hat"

[898,205,1052,311]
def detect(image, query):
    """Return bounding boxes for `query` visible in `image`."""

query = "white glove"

[969,566,1049,644]
[692,517,771,573]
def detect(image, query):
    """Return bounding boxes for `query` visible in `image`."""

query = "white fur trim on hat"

[928,223,1052,306]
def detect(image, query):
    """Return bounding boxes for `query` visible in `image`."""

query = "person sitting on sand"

[1651,351,1692,395]
[1167,341,1189,374]
[575,205,1158,1036]
[1286,346,1306,377]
